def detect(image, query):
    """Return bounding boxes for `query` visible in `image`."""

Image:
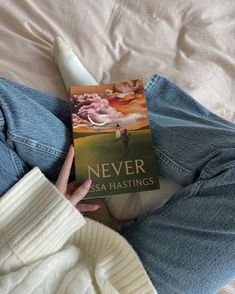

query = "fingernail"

[84,178,92,186]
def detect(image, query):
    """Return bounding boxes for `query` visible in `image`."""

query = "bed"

[0,1,234,293]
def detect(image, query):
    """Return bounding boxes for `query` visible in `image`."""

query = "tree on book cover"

[69,79,160,199]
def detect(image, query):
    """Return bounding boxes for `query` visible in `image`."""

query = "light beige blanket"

[1,0,235,122]
[0,1,234,293]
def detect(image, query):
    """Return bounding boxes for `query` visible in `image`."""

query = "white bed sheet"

[1,0,235,123]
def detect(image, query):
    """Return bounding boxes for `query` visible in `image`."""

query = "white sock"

[53,37,97,92]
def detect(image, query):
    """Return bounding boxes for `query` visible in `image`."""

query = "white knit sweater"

[0,167,156,293]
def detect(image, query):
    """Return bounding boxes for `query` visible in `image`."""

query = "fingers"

[55,146,101,214]
[76,203,101,212]
[56,145,74,191]
[69,179,101,212]
[66,181,77,195]
[69,179,92,206]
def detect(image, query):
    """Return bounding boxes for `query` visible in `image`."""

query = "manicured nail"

[84,178,92,186]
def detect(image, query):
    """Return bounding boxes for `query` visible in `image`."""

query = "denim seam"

[9,149,24,177]
[8,132,67,159]
[0,105,5,126]
[144,74,159,92]
[131,180,203,231]
[154,147,192,175]
[202,162,235,178]
[200,169,211,179]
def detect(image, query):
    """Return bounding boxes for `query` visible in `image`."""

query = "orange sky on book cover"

[70,81,149,133]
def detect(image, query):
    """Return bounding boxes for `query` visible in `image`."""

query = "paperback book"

[69,79,160,199]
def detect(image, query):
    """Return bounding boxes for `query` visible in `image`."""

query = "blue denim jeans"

[0,75,234,294]
[0,77,73,194]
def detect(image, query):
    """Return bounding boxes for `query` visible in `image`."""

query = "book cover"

[69,79,160,199]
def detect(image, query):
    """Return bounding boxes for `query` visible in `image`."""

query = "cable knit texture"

[0,168,156,293]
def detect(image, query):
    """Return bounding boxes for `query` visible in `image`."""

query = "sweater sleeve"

[0,167,86,274]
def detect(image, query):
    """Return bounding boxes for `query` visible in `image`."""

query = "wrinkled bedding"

[0,1,234,293]
[1,0,235,123]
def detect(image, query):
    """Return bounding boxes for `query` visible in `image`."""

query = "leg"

[0,77,72,195]
[0,140,30,195]
[53,36,97,91]
[121,75,235,294]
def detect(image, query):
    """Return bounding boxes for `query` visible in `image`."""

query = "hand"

[55,145,100,212]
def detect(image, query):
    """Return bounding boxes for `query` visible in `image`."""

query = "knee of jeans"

[200,148,235,180]
[0,139,30,196]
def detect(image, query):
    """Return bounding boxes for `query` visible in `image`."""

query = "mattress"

[0,1,234,293]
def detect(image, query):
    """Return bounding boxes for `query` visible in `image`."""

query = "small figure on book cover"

[115,123,121,139]
[121,129,131,152]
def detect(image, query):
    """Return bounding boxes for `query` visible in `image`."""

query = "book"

[69,79,160,199]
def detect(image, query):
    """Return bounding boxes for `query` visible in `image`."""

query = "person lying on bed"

[0,50,234,294]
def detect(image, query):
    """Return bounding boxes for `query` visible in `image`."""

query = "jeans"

[0,77,73,194]
[0,75,234,294]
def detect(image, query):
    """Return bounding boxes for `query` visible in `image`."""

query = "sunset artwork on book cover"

[69,79,160,199]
